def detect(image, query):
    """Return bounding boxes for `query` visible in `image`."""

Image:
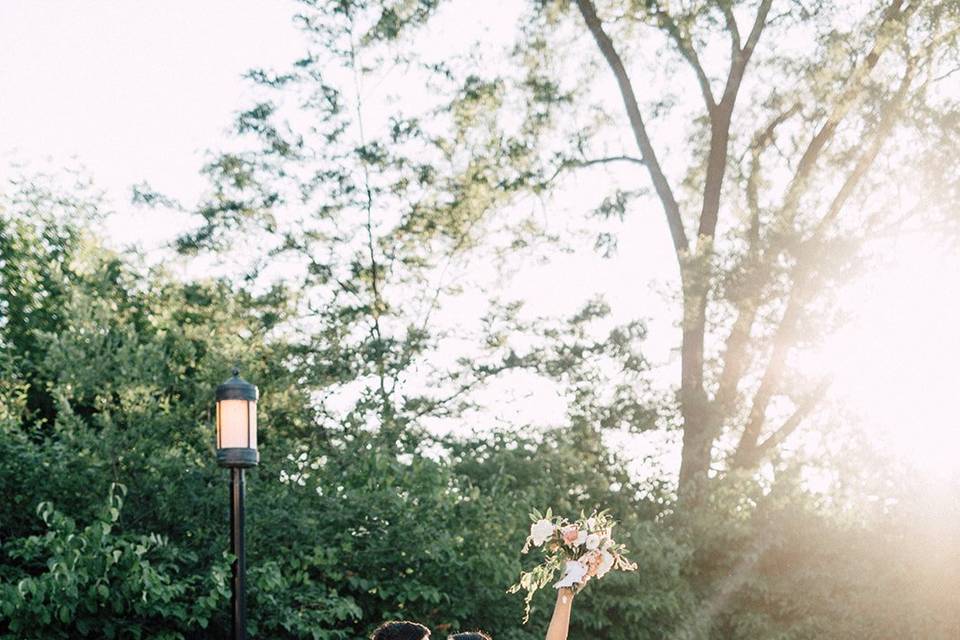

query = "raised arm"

[545,588,574,640]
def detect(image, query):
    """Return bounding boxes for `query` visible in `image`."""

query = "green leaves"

[0,485,225,639]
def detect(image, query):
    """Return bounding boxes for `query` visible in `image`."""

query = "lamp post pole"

[230,467,247,640]
[215,368,260,640]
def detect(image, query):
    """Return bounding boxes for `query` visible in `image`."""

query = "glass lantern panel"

[218,399,253,448]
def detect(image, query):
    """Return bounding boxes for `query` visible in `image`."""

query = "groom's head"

[371,621,430,640]
[450,633,492,640]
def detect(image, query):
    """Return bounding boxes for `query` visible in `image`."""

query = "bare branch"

[752,379,830,458]
[717,1,741,53]
[712,100,795,419]
[574,0,689,262]
[733,271,810,459]
[545,154,646,185]
[655,8,716,110]
[932,64,960,84]
[712,298,761,417]
[697,0,772,241]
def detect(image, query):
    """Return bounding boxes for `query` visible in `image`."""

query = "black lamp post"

[215,368,259,640]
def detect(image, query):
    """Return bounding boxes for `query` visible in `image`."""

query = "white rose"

[597,550,615,578]
[574,530,588,547]
[553,560,588,589]
[530,519,555,547]
[585,533,601,550]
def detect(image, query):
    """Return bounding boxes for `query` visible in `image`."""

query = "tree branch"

[780,0,913,221]
[732,378,828,468]
[813,62,915,237]
[574,0,689,262]
[717,1,741,54]
[720,0,772,108]
[752,379,829,457]
[733,269,810,459]
[697,0,772,241]
[732,28,917,464]
[655,8,716,110]
[746,105,800,246]
[545,154,646,185]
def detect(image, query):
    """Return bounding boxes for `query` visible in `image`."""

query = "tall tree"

[167,0,960,501]
[543,0,960,497]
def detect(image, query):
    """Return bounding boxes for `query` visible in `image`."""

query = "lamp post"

[215,368,259,640]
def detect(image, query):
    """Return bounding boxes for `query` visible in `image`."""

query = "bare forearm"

[545,588,574,640]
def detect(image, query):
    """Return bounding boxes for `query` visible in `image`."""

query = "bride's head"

[371,621,430,640]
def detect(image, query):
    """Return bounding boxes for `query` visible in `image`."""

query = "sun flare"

[801,235,960,478]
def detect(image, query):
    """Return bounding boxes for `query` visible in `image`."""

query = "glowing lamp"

[215,368,259,468]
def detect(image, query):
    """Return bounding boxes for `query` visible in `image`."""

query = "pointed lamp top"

[216,368,259,402]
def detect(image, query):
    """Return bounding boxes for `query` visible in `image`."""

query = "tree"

[545,0,960,497]
[1,179,686,639]
[203,0,960,501]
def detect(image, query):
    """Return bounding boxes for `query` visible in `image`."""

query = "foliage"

[1,201,958,638]
[4,0,960,637]
[0,485,228,639]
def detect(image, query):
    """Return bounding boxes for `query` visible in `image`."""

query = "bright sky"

[0,0,304,248]
[0,0,673,437]
[1,1,957,484]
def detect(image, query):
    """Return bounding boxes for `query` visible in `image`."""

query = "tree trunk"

[678,277,712,500]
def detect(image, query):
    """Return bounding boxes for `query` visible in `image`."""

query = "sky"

[0,0,675,445]
[0,0,304,248]
[2,0,958,483]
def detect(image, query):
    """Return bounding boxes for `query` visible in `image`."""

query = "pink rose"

[562,526,580,545]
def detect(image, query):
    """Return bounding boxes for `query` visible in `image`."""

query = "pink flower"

[562,526,580,545]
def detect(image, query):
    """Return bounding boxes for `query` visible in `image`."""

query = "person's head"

[449,633,492,640]
[371,621,430,640]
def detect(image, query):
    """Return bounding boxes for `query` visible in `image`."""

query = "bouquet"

[508,508,637,622]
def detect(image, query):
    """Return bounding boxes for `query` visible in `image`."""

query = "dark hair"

[450,633,492,640]
[371,621,430,640]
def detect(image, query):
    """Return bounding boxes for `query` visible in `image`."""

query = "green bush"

[0,485,229,639]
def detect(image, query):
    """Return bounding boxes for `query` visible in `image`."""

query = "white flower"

[530,519,555,546]
[553,560,588,589]
[574,530,588,547]
[585,533,601,551]
[597,551,615,578]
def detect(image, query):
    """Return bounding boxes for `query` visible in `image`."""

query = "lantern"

[215,368,259,468]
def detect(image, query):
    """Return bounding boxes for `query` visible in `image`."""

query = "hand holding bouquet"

[508,508,637,622]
